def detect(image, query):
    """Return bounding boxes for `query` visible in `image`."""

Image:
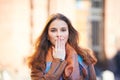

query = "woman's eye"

[61,28,67,32]
[51,29,56,32]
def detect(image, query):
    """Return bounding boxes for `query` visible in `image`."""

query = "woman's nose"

[56,31,62,38]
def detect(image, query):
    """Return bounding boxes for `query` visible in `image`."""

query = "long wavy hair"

[28,13,97,71]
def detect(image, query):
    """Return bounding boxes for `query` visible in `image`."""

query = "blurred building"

[0,0,120,79]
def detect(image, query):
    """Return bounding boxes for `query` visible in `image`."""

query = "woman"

[28,13,97,80]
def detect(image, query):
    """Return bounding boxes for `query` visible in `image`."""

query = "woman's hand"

[52,37,66,60]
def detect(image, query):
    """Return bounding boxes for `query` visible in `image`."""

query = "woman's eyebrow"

[50,27,56,29]
[61,27,67,28]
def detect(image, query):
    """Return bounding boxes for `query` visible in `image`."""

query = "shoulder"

[83,49,97,65]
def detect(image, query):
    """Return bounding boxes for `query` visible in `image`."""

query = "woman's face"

[48,19,69,46]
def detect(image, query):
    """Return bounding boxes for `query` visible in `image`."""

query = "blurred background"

[0,0,120,80]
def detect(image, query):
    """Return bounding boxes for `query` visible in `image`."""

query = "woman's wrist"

[53,53,65,60]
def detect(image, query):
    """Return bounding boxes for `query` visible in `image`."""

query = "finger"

[60,37,62,50]
[61,37,65,50]
[55,39,57,52]
[58,38,60,49]
[57,38,61,53]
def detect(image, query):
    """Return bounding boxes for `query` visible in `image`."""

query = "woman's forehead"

[49,19,68,29]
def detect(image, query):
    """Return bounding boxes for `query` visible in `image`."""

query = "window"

[91,20,100,47]
[92,0,103,8]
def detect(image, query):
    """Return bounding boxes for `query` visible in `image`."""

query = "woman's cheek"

[64,36,69,43]
[51,39,56,46]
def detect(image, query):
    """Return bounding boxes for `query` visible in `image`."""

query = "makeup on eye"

[50,27,67,32]
[61,27,67,32]
[50,28,57,32]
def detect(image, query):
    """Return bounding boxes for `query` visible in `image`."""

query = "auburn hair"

[27,13,97,71]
